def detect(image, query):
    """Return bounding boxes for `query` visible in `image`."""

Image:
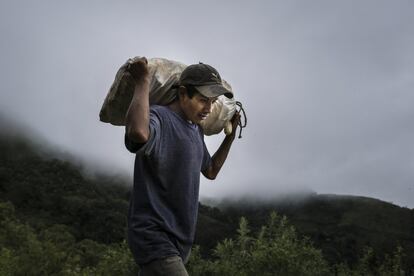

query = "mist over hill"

[1,112,412,216]
[0,112,129,183]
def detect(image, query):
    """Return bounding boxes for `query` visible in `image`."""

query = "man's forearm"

[203,112,240,180]
[125,78,150,143]
[125,57,151,143]
[204,134,235,180]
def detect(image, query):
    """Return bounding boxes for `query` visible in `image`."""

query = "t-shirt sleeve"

[124,108,161,156]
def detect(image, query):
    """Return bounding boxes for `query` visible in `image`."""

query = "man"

[124,57,240,276]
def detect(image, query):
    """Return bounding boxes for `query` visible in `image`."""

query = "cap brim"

[195,84,234,99]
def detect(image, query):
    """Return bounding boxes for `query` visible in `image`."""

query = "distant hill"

[196,195,414,268]
[1,116,413,273]
[0,119,130,244]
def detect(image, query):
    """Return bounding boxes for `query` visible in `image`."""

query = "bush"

[333,246,405,276]
[0,201,136,276]
[188,212,330,276]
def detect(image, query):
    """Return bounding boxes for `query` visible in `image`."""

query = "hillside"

[199,195,414,267]
[0,119,413,274]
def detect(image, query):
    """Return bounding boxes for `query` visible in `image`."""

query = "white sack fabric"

[100,57,237,136]
[199,80,237,136]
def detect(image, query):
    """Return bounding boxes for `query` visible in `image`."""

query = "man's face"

[181,92,217,124]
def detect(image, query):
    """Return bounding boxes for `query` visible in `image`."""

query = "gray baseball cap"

[179,63,234,98]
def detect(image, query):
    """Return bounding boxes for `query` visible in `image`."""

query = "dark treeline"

[196,196,414,273]
[1,129,413,275]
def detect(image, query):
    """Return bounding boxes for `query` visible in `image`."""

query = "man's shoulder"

[152,105,180,118]
[150,105,180,124]
[151,104,166,110]
[150,104,167,113]
[149,105,170,120]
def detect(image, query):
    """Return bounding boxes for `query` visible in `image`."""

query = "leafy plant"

[188,212,330,276]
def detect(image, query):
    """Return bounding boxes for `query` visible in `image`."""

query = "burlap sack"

[100,57,237,135]
[99,57,186,126]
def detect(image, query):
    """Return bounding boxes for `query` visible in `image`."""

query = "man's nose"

[202,101,211,112]
[205,101,213,113]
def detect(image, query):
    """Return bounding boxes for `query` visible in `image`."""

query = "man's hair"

[173,85,200,101]
[184,85,199,98]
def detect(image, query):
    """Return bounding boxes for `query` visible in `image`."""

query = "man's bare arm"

[202,112,241,180]
[125,57,151,143]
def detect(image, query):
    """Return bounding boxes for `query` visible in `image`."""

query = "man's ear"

[178,86,187,100]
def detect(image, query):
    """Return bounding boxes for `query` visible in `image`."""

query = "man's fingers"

[132,57,148,68]
[230,112,241,136]
[128,57,150,81]
[138,56,148,65]
[232,112,241,125]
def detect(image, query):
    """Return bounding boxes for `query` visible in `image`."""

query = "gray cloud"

[1,0,413,208]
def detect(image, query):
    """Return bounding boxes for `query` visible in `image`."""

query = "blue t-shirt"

[125,105,211,265]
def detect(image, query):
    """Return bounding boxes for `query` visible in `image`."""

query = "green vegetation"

[0,198,407,275]
[210,195,414,270]
[0,201,137,275]
[0,125,413,275]
[188,212,329,276]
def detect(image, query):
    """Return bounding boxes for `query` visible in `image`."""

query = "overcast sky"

[1,0,413,208]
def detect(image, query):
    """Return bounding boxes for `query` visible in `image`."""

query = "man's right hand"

[127,57,149,83]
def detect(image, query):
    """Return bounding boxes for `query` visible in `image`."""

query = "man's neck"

[167,101,192,124]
